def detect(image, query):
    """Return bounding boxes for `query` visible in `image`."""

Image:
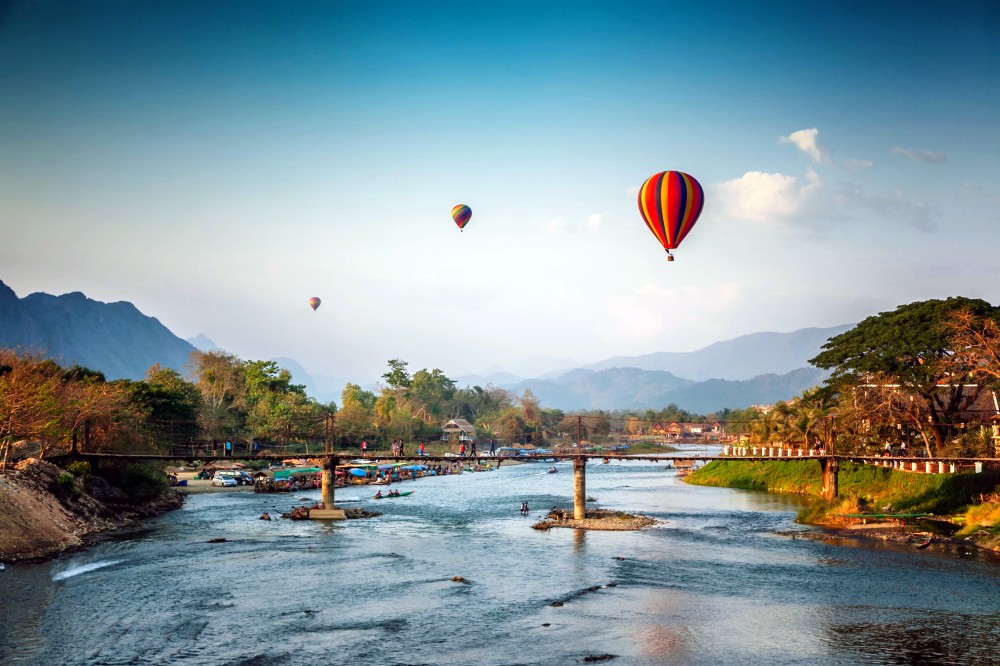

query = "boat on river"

[373,491,414,499]
[547,467,558,474]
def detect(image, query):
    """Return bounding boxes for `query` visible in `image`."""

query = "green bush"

[56,471,79,497]
[66,461,91,477]
[120,463,169,502]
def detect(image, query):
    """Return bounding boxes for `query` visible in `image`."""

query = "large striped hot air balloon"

[637,171,705,262]
[452,204,472,232]
[308,297,321,311]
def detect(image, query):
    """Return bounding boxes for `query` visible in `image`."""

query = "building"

[441,418,476,442]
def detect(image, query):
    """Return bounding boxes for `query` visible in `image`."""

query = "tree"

[192,351,246,443]
[382,359,412,391]
[0,351,63,468]
[337,386,375,445]
[409,368,456,421]
[811,297,1000,456]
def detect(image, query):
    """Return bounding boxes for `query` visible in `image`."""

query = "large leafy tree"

[409,369,456,421]
[192,350,246,443]
[810,297,1000,456]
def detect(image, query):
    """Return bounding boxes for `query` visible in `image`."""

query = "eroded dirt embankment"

[0,458,181,563]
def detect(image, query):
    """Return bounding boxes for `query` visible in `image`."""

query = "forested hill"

[0,280,195,380]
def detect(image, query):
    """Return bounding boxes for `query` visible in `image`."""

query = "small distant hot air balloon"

[308,297,321,311]
[452,204,472,232]
[637,171,705,262]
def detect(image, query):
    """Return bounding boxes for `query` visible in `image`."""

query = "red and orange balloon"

[637,171,705,261]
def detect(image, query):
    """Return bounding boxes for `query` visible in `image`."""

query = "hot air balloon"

[308,297,321,311]
[637,171,705,262]
[452,204,472,232]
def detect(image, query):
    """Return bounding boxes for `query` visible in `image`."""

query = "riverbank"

[0,458,182,563]
[686,459,1000,553]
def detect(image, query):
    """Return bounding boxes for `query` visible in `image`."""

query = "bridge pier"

[312,456,345,520]
[574,456,586,520]
[820,457,839,501]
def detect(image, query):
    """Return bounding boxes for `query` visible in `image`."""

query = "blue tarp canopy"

[401,465,427,471]
[348,468,367,477]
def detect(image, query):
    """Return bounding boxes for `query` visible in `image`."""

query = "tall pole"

[574,416,586,520]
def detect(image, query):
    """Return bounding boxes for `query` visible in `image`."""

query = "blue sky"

[1,1,998,390]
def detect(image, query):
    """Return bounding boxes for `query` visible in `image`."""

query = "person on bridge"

[470,440,477,457]
[419,442,425,456]
[489,439,496,456]
[361,440,368,457]
[884,442,892,457]
[460,442,466,457]
[900,442,908,457]
[399,441,405,456]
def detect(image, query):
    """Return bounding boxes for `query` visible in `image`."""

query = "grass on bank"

[687,460,1000,529]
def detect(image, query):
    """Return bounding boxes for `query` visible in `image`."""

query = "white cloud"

[545,213,602,234]
[844,159,874,170]
[891,147,947,163]
[711,167,822,223]
[779,128,828,163]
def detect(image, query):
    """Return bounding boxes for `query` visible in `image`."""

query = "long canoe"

[373,491,414,499]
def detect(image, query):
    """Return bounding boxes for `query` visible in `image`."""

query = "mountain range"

[0,280,196,381]
[0,279,850,411]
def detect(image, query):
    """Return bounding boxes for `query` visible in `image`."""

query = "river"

[2,456,999,665]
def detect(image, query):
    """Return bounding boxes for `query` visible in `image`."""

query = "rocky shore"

[531,507,657,531]
[0,458,182,563]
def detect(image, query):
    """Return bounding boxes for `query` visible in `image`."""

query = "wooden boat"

[373,491,414,499]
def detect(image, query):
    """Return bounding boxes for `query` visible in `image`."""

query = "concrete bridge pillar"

[321,456,337,508]
[950,463,956,473]
[925,462,932,474]
[312,456,346,520]
[724,445,730,456]
[937,462,945,474]
[809,449,815,457]
[574,456,587,520]
[821,457,839,501]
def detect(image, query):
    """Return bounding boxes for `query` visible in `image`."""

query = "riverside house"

[441,418,476,443]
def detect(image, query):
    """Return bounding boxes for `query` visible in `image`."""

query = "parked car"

[212,473,237,487]
[232,471,253,485]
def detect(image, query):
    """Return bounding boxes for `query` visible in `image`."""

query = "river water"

[2,456,1000,665]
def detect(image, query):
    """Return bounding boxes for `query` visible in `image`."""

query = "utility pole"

[574,415,586,520]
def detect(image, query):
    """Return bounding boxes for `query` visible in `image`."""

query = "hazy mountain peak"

[187,334,220,352]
